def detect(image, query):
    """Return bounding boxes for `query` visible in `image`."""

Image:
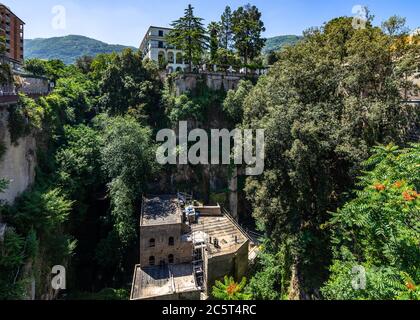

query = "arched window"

[168,237,175,246]
[149,238,155,248]
[158,51,166,69]
[176,52,183,65]
[167,51,174,64]
[149,256,155,266]
[168,254,174,264]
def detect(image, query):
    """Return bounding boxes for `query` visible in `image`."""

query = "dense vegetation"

[242,16,419,300]
[262,35,302,54]
[24,35,135,65]
[0,6,419,301]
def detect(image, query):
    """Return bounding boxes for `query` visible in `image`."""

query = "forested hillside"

[263,35,301,53]
[24,35,135,64]
[1,10,419,301]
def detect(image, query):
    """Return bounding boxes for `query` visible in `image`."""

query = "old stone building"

[130,194,253,300]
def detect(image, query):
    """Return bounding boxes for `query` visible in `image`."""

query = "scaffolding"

[192,230,206,290]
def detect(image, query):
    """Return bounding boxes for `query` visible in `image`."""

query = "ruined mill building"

[130,194,257,300]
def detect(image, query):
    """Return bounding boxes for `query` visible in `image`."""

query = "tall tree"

[98,48,162,128]
[219,6,233,50]
[322,144,420,300]
[166,4,208,71]
[243,17,418,299]
[208,22,220,64]
[382,15,409,37]
[232,4,266,67]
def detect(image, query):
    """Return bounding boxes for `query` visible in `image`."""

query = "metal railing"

[222,208,263,245]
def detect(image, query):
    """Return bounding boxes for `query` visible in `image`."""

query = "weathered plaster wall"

[0,106,37,204]
[205,240,249,295]
[174,73,244,96]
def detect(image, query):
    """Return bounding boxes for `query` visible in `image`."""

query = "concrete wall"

[0,106,37,204]
[204,240,249,296]
[174,73,245,96]
[140,223,193,267]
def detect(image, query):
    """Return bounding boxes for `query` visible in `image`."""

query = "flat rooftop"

[131,264,198,300]
[141,195,182,226]
[191,215,248,256]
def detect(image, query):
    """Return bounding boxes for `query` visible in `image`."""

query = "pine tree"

[208,22,220,64]
[166,4,208,71]
[232,4,266,67]
[219,6,233,50]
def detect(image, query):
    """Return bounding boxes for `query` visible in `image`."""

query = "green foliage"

[98,115,157,246]
[0,35,12,85]
[219,6,234,50]
[322,144,419,300]
[212,276,252,300]
[24,58,66,82]
[232,4,266,65]
[244,16,418,298]
[208,22,220,64]
[0,178,8,193]
[8,94,44,144]
[223,80,253,124]
[0,228,27,300]
[263,35,302,54]
[167,4,208,70]
[100,115,157,195]
[246,245,289,300]
[56,124,103,197]
[75,55,95,74]
[68,288,129,300]
[108,178,136,245]
[24,35,135,65]
[381,15,409,37]
[165,80,226,123]
[10,187,74,236]
[97,49,162,127]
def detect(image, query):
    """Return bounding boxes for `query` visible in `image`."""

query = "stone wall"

[204,240,249,295]
[174,72,246,96]
[139,223,193,267]
[0,105,37,204]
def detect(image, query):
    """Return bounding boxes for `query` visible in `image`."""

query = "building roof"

[131,264,199,300]
[140,195,182,226]
[0,3,25,24]
[191,214,249,257]
[139,25,174,50]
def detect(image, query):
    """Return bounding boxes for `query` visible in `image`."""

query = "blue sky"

[3,0,420,46]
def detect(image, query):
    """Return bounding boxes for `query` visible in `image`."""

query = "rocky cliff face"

[0,105,37,204]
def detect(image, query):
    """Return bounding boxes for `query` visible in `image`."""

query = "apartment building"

[0,3,24,65]
[139,26,187,72]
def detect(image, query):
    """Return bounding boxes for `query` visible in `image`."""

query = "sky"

[2,0,420,47]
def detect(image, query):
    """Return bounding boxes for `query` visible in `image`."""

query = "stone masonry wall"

[0,106,37,204]
[139,223,193,267]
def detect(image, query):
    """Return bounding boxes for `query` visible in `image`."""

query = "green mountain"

[24,35,136,64]
[24,34,299,64]
[263,35,302,53]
